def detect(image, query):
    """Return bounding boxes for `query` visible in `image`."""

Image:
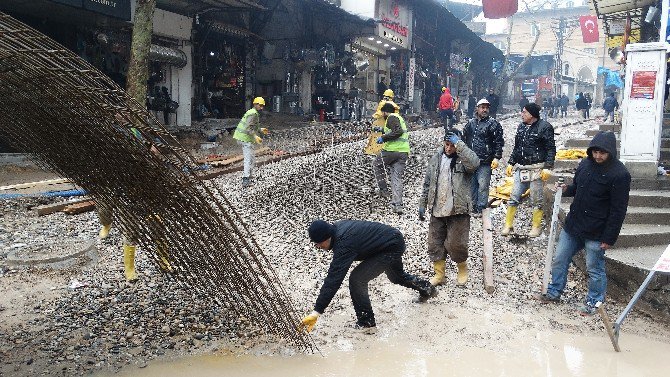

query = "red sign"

[630,71,656,99]
[382,17,408,37]
[538,75,552,91]
[579,15,600,43]
[483,0,518,19]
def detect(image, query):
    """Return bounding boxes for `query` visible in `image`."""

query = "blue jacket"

[563,131,631,245]
[603,96,619,112]
[313,220,404,313]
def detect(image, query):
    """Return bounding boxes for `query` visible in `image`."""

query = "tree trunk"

[126,0,156,106]
[496,19,541,107]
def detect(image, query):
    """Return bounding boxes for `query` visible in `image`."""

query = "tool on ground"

[596,302,620,352]
[542,177,565,294]
[482,207,495,294]
[609,244,670,352]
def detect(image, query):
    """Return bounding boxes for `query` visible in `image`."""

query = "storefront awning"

[149,44,187,68]
[156,0,265,16]
[589,0,655,16]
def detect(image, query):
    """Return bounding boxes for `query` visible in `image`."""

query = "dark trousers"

[427,214,470,263]
[349,238,431,327]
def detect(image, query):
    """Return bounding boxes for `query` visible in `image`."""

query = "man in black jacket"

[539,131,630,316]
[486,88,500,118]
[502,103,556,237]
[463,98,504,216]
[299,220,436,334]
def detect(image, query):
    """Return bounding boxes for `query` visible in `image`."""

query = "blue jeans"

[546,229,606,306]
[470,164,492,212]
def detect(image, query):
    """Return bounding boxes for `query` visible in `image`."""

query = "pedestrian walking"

[299,220,437,334]
[602,92,619,123]
[560,94,569,118]
[418,130,480,287]
[585,93,593,119]
[467,93,477,119]
[575,92,588,119]
[538,131,630,316]
[486,88,500,118]
[502,103,556,238]
[437,86,455,131]
[373,102,410,214]
[232,97,267,187]
[463,98,504,216]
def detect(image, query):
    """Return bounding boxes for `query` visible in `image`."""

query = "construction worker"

[365,89,400,156]
[373,102,410,214]
[437,87,455,131]
[299,220,437,334]
[538,131,630,316]
[463,98,504,217]
[502,103,556,237]
[418,130,479,286]
[233,97,267,187]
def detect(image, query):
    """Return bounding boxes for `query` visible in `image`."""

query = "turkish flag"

[482,0,518,19]
[580,15,600,43]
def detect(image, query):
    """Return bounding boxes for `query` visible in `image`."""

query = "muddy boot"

[501,205,517,236]
[528,209,543,238]
[415,284,438,303]
[429,260,446,286]
[123,244,138,282]
[456,261,468,286]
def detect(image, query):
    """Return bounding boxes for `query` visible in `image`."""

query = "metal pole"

[613,269,657,341]
[542,177,564,294]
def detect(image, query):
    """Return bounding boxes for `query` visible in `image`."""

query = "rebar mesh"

[0,12,314,351]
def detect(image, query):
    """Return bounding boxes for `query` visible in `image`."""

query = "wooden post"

[596,302,621,352]
[482,207,495,294]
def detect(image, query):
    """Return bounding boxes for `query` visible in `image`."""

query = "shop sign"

[49,0,131,20]
[377,0,412,49]
[408,57,415,101]
[537,75,552,91]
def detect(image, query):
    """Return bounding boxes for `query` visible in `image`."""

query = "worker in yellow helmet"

[364,89,400,155]
[233,97,267,187]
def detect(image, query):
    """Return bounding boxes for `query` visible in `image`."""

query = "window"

[494,41,507,52]
[566,1,574,7]
[530,23,539,37]
[564,63,570,76]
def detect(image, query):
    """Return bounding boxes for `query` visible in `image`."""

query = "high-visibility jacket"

[233,108,260,143]
[382,113,410,153]
[372,99,400,120]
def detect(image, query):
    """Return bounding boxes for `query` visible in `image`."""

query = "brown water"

[104,330,670,377]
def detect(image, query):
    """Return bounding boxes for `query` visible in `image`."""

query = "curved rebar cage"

[0,12,313,351]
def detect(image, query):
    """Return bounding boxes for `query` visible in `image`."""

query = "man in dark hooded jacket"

[538,131,631,316]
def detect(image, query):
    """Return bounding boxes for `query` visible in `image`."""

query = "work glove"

[446,132,460,145]
[254,135,262,144]
[372,127,383,133]
[506,165,513,177]
[298,311,320,333]
[260,127,269,136]
[540,169,553,181]
[491,158,499,169]
[418,207,426,221]
[376,137,384,144]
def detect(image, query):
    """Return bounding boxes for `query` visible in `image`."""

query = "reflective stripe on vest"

[233,108,258,143]
[383,113,410,153]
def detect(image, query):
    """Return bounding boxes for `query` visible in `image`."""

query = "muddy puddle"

[101,329,670,377]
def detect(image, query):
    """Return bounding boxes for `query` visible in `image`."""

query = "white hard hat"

[476,98,490,106]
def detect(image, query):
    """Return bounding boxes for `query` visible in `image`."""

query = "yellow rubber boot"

[529,209,544,238]
[123,244,138,282]
[98,223,111,239]
[501,206,517,236]
[156,241,173,273]
[429,260,446,286]
[456,262,468,286]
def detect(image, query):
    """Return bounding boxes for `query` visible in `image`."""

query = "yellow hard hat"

[383,89,394,98]
[253,97,265,106]
[442,87,447,92]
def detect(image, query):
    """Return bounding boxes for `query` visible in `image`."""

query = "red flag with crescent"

[482,0,518,19]
[579,15,600,43]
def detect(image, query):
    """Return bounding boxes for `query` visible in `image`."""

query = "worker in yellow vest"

[373,102,410,214]
[365,89,400,155]
[233,97,267,187]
